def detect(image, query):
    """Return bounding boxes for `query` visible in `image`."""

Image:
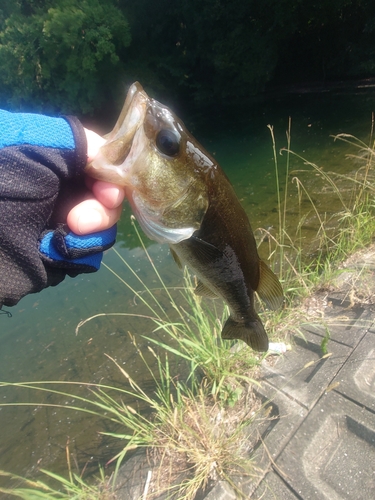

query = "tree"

[119,0,300,111]
[0,0,131,114]
[272,0,375,84]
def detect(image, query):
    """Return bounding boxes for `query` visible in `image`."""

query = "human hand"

[0,115,125,309]
[67,179,125,234]
[66,128,125,235]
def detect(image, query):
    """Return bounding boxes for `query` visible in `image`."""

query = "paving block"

[202,481,236,500]
[219,382,308,498]
[333,329,375,412]
[114,450,191,500]
[255,381,307,461]
[114,450,151,500]
[301,302,370,349]
[275,391,375,500]
[253,470,300,499]
[261,329,351,410]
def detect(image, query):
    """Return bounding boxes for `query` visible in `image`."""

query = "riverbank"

[252,243,375,500]
[1,215,375,500]
[266,76,375,96]
[113,243,375,499]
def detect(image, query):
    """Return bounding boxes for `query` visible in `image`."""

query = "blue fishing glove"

[0,110,117,309]
[39,224,117,273]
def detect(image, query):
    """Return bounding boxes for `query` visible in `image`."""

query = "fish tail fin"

[257,260,284,310]
[221,316,269,352]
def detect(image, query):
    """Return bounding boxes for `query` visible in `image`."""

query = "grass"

[0,226,264,499]
[0,465,114,500]
[262,124,375,303]
[1,124,375,499]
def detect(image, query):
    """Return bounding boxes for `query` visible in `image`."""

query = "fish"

[85,82,284,351]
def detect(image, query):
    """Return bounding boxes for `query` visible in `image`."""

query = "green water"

[1,90,375,484]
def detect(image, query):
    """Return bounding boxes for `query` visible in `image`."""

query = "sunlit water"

[1,89,375,486]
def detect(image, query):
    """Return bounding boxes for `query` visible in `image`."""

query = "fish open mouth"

[105,82,146,150]
[85,82,148,185]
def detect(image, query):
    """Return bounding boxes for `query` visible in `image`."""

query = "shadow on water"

[1,89,375,486]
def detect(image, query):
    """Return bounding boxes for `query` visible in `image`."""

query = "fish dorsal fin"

[256,260,284,310]
[194,280,218,298]
[170,248,183,269]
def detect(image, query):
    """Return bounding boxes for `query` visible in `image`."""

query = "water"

[1,89,375,484]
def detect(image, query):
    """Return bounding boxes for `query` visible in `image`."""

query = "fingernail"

[113,189,125,208]
[77,210,102,234]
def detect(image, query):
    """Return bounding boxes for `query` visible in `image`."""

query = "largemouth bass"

[86,82,283,351]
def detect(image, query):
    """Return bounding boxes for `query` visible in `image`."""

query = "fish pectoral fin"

[187,235,223,263]
[170,248,183,269]
[256,260,284,310]
[194,280,218,298]
[221,316,269,352]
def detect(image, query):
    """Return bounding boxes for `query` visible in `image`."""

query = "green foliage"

[2,0,375,115]
[121,0,375,111]
[0,0,130,114]
[320,327,331,355]
[123,0,299,108]
[273,0,375,83]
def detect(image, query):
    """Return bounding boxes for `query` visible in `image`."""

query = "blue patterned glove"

[0,111,117,309]
[39,224,117,274]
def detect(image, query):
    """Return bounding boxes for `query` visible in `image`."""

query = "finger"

[91,180,125,209]
[67,198,123,235]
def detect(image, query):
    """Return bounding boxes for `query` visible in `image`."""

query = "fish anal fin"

[221,316,269,352]
[194,280,218,298]
[256,260,284,310]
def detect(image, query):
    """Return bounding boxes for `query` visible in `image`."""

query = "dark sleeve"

[0,111,88,307]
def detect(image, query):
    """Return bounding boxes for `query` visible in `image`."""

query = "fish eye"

[156,129,180,157]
